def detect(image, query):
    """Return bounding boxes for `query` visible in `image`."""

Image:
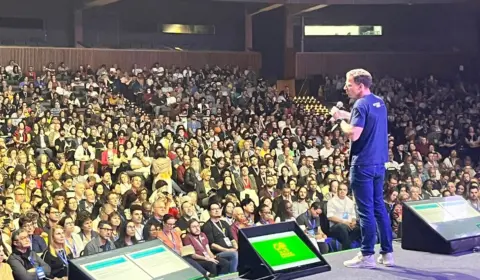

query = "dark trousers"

[196,257,231,276]
[316,242,329,254]
[329,223,361,250]
[183,256,208,276]
[350,164,393,256]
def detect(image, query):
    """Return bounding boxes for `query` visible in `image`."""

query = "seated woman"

[58,216,84,259]
[143,219,162,241]
[115,220,138,248]
[157,214,208,277]
[41,225,73,279]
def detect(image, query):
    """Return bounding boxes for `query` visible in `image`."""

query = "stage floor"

[302,242,480,280]
[217,241,480,280]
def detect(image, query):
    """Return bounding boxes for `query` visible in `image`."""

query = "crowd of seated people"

[0,57,478,279]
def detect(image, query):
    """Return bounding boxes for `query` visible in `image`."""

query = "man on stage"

[332,69,394,268]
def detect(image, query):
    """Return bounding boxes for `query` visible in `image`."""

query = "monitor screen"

[249,231,321,271]
[407,196,480,241]
[71,241,205,280]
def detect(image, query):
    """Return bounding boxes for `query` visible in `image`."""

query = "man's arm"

[340,106,365,141]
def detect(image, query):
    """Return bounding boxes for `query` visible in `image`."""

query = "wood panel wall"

[0,47,262,72]
[296,52,474,79]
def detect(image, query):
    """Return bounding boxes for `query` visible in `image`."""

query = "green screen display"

[249,232,320,271]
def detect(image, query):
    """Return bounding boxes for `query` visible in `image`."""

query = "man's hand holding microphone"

[330,102,351,122]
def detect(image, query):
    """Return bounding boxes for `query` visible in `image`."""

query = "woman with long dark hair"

[115,220,138,248]
[64,197,78,223]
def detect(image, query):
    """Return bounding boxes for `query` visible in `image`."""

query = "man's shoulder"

[219,219,230,228]
[296,212,307,221]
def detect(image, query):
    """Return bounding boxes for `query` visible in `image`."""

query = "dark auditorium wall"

[298,4,478,53]
[252,7,286,81]
[82,0,246,51]
[0,0,73,47]
[0,47,262,73]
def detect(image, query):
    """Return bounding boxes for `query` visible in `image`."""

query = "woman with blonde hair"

[197,169,218,208]
[151,146,173,193]
[41,225,73,279]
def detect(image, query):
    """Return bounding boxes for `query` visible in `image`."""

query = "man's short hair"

[18,215,33,228]
[208,201,221,211]
[347,68,373,88]
[240,198,255,208]
[130,204,143,214]
[12,229,28,243]
[310,201,322,210]
[98,220,112,229]
[45,205,58,215]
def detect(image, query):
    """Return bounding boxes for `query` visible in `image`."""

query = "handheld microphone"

[330,119,343,132]
[329,106,340,123]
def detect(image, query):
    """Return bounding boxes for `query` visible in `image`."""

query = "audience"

[0,59,479,279]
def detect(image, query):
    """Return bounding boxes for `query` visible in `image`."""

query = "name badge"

[342,212,349,220]
[307,229,315,236]
[224,237,232,247]
[36,267,46,279]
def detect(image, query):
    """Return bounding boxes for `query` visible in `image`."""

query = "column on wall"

[245,9,253,51]
[284,6,295,79]
[74,9,84,47]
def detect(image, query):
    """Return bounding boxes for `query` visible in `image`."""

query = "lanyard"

[212,221,226,237]
[57,250,68,266]
[306,211,316,229]
[135,227,144,241]
[28,255,36,267]
[168,231,177,251]
[66,238,77,257]
[193,235,207,253]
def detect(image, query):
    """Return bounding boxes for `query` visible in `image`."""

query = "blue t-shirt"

[349,93,388,166]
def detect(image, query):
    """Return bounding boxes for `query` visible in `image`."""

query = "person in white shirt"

[161,82,173,94]
[304,139,319,161]
[327,183,361,250]
[130,205,145,241]
[182,67,192,78]
[132,64,143,76]
[172,69,183,80]
[319,140,335,161]
[85,78,99,90]
[74,140,95,172]
[385,152,401,172]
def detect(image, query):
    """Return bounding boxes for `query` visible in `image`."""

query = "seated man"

[202,202,238,273]
[83,221,116,256]
[8,229,51,280]
[18,216,47,254]
[296,201,329,254]
[183,219,232,276]
[327,183,361,250]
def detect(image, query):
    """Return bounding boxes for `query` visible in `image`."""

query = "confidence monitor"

[69,239,205,280]
[238,221,331,280]
[402,196,480,254]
